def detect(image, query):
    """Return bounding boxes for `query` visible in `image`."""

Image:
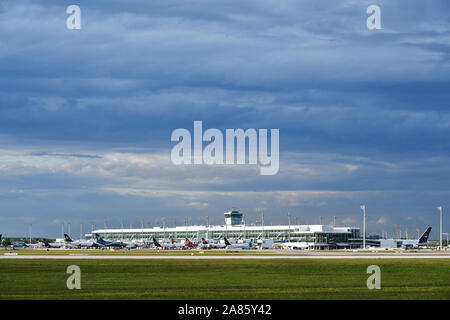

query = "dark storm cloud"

[0,0,449,236]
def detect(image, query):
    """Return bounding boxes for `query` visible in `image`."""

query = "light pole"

[287,213,291,241]
[121,219,124,241]
[243,214,246,239]
[262,213,265,240]
[360,205,366,249]
[437,206,443,250]
[162,217,166,239]
[205,216,209,240]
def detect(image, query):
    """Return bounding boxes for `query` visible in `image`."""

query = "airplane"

[398,227,432,249]
[93,233,140,248]
[152,238,185,249]
[93,233,123,248]
[224,238,253,249]
[277,241,309,250]
[184,238,199,248]
[121,240,140,249]
[152,237,177,249]
[10,238,42,249]
[11,239,29,248]
[42,239,66,248]
[64,234,99,248]
[199,238,226,249]
[171,238,187,248]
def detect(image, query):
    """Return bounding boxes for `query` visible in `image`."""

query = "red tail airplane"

[185,238,198,248]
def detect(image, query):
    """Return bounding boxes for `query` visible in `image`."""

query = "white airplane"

[199,238,226,249]
[43,239,66,248]
[398,227,432,249]
[120,240,142,249]
[224,238,253,249]
[278,242,309,250]
[64,234,100,248]
[152,238,186,249]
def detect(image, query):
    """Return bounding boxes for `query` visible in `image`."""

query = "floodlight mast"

[360,205,366,249]
[437,206,443,250]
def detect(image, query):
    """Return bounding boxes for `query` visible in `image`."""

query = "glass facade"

[87,225,360,249]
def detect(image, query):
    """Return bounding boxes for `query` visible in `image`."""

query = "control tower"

[224,210,243,226]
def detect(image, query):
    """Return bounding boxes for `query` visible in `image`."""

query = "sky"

[0,0,449,238]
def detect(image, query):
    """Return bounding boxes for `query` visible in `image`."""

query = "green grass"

[0,259,449,299]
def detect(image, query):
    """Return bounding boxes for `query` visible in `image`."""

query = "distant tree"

[2,238,11,247]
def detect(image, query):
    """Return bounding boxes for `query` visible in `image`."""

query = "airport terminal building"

[86,210,360,250]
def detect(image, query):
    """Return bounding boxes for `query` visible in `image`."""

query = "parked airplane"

[10,239,42,249]
[11,239,28,248]
[153,237,177,249]
[152,238,186,249]
[224,238,253,249]
[278,241,308,250]
[121,240,139,249]
[171,238,186,248]
[399,227,432,249]
[93,233,123,248]
[64,234,99,248]
[184,238,199,248]
[199,238,226,249]
[93,233,140,248]
[42,239,66,248]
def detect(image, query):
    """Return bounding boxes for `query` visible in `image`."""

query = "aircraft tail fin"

[64,234,73,242]
[224,237,231,246]
[93,233,105,242]
[153,238,161,247]
[249,239,253,248]
[419,227,432,244]
[201,238,208,244]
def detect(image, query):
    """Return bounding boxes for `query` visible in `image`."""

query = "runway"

[2,254,450,259]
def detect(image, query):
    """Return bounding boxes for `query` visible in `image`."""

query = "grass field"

[1,258,449,300]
